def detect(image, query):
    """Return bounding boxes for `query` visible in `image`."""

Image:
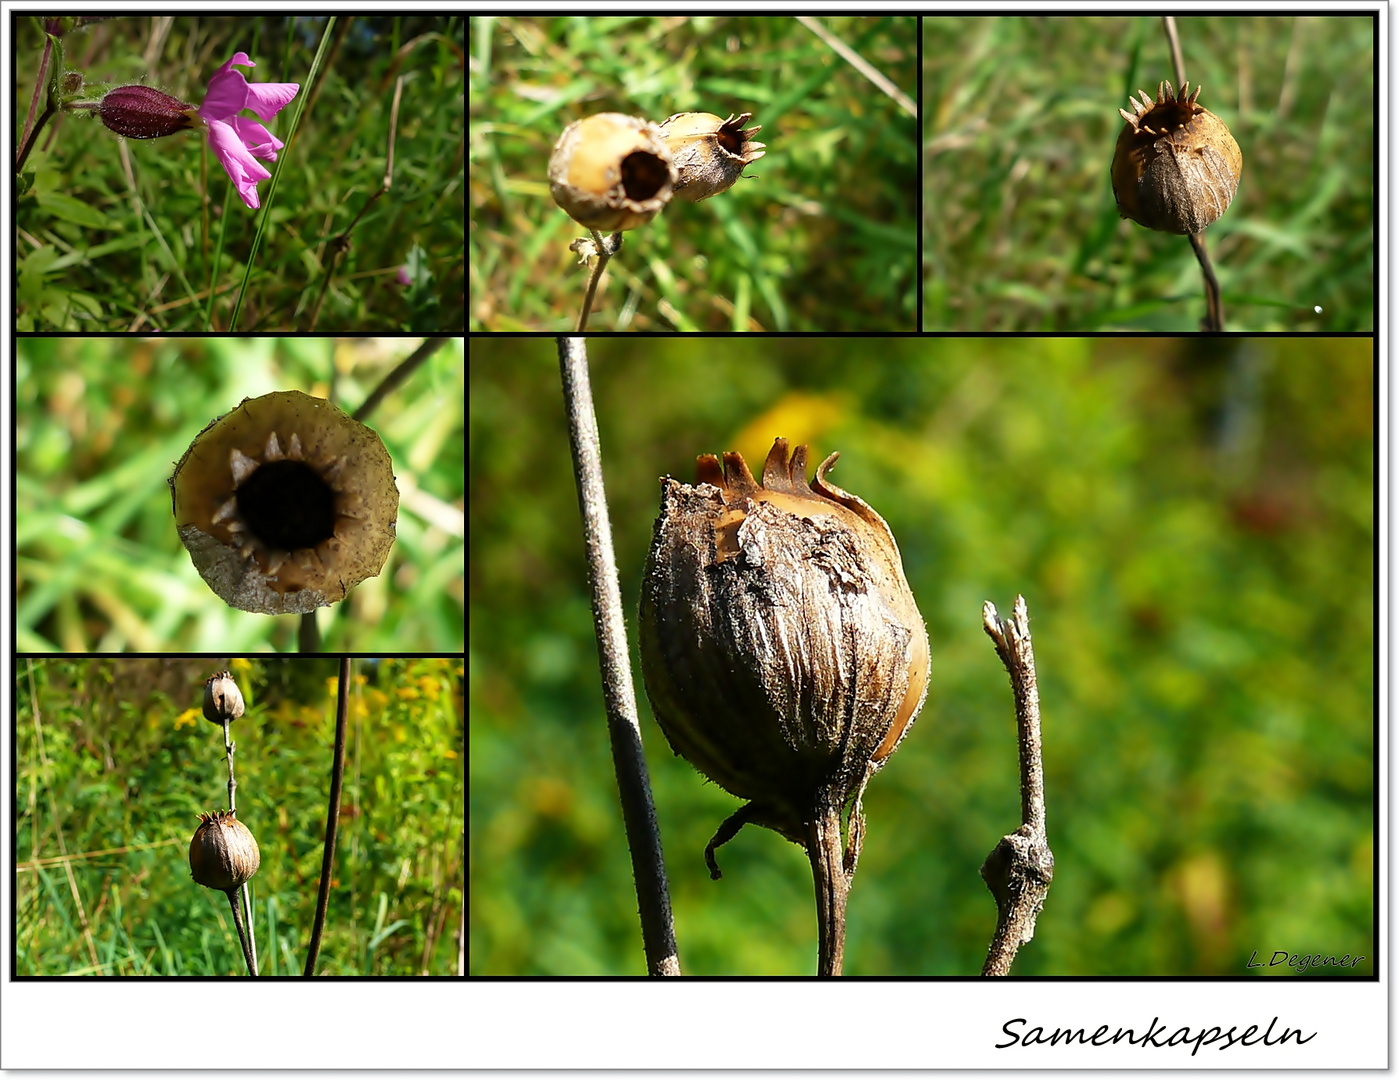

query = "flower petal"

[199,66,250,122]
[207,119,270,209]
[244,81,300,121]
[230,116,285,161]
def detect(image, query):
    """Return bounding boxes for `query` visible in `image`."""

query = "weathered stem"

[226,888,258,976]
[577,231,621,332]
[980,596,1054,976]
[304,658,350,976]
[558,335,680,976]
[221,717,257,969]
[807,801,851,976]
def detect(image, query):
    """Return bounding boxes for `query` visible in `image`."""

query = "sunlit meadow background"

[470,337,1372,975]
[924,15,1374,330]
[470,15,918,331]
[16,336,465,653]
[15,15,464,331]
[16,657,464,976]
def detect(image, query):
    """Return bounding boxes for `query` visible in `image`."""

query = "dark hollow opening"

[235,459,337,552]
[621,151,669,200]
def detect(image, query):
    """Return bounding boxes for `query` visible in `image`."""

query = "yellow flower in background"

[174,707,200,729]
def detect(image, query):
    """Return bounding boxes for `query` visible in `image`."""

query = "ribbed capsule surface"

[639,438,928,860]
[547,112,677,232]
[658,111,766,202]
[189,810,261,891]
[1111,80,1242,234]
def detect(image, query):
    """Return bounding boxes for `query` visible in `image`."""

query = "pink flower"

[395,265,412,287]
[196,52,299,210]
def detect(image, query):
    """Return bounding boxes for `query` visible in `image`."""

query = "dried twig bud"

[658,111,767,202]
[548,112,677,232]
[640,438,929,876]
[189,810,261,891]
[1111,80,1242,234]
[203,670,245,725]
[169,390,399,615]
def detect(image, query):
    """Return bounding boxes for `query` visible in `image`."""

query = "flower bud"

[98,84,198,140]
[548,112,677,232]
[189,810,261,891]
[640,438,929,876]
[659,112,766,202]
[203,671,245,725]
[1111,81,1241,235]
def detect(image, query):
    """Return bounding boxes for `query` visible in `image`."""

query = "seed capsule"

[189,810,261,891]
[98,84,198,140]
[1111,81,1242,234]
[169,390,399,615]
[658,111,766,202]
[640,438,928,876]
[203,671,245,725]
[547,112,677,232]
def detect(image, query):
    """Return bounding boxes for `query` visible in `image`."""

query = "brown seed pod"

[658,111,767,202]
[1111,81,1242,235]
[547,112,677,232]
[639,438,928,877]
[189,810,261,891]
[169,390,399,615]
[98,84,198,140]
[203,670,245,725]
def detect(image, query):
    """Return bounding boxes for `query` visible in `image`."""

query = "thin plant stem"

[353,337,446,422]
[1189,232,1224,332]
[557,336,680,975]
[222,716,257,972]
[226,888,258,976]
[576,230,621,332]
[1161,16,1224,331]
[229,16,336,330]
[304,657,350,976]
[1162,15,1188,90]
[304,75,403,331]
[807,801,850,976]
[979,597,1054,977]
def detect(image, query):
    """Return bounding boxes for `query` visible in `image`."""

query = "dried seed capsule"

[640,438,929,876]
[658,111,766,202]
[203,670,245,725]
[189,810,261,891]
[98,84,198,140]
[547,112,677,232]
[1111,81,1242,234]
[169,390,399,615]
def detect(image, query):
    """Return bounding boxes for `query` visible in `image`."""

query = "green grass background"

[16,657,464,976]
[16,336,465,653]
[469,337,1373,975]
[924,15,1374,330]
[469,15,918,331]
[15,15,464,331]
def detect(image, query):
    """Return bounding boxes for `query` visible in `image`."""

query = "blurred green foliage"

[469,15,917,331]
[15,15,464,331]
[469,337,1373,975]
[16,336,465,652]
[924,15,1374,330]
[16,657,464,975]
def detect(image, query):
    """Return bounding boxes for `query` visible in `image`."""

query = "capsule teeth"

[264,431,283,460]
[1158,80,1170,102]
[212,496,239,525]
[264,551,288,576]
[286,432,303,459]
[230,448,259,485]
